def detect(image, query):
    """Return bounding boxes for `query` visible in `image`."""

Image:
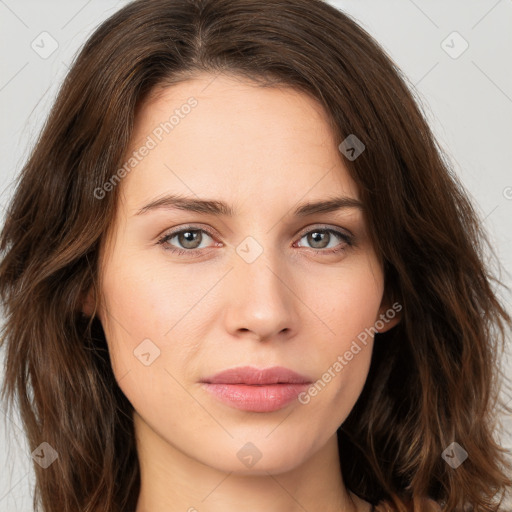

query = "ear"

[79,286,96,318]
[374,292,402,334]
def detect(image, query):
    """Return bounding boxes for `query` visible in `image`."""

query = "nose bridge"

[224,233,297,339]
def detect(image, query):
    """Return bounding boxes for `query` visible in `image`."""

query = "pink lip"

[200,366,312,412]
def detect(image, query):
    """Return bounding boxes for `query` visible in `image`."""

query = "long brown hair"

[1,0,511,510]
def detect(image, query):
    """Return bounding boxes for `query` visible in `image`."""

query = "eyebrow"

[134,193,364,217]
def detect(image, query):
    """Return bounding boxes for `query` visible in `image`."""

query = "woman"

[0,0,510,511]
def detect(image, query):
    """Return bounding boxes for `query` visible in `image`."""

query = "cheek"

[98,255,213,404]
[98,265,202,426]
[100,254,203,345]
[299,260,382,416]
[311,257,384,344]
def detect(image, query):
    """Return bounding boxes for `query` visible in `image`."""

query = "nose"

[223,246,299,342]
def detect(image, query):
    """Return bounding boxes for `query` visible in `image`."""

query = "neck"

[133,412,363,512]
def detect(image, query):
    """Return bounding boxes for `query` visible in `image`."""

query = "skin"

[84,72,401,512]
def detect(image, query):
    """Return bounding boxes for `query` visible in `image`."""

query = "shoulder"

[373,497,443,511]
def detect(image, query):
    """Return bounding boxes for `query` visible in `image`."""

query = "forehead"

[117,73,359,215]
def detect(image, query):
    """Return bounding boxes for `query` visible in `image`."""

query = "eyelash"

[157,224,353,257]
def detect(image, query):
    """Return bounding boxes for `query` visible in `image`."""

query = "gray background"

[1,0,511,510]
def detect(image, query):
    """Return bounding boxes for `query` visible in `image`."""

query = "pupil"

[180,230,200,249]
[309,231,328,248]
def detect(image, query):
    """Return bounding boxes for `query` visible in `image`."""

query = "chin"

[197,436,313,475]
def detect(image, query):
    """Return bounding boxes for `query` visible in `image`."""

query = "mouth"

[200,366,312,412]
[200,365,312,385]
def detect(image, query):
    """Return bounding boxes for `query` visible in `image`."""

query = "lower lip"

[201,383,310,412]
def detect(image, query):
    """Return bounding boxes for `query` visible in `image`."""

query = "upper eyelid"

[296,224,353,238]
[162,223,352,239]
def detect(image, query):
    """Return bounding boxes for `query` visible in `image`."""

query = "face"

[90,73,399,475]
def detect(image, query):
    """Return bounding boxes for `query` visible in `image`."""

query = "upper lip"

[200,366,312,385]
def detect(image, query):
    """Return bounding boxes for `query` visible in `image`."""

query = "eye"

[157,225,354,256]
[294,227,353,255]
[157,226,217,255]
